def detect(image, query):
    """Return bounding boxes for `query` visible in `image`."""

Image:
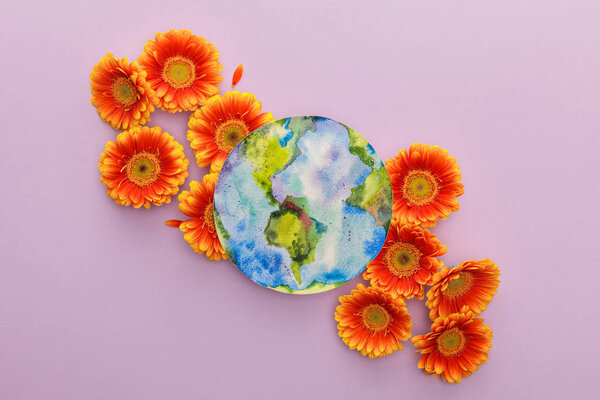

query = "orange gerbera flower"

[412,306,493,383]
[165,173,227,261]
[90,53,158,130]
[187,91,274,169]
[386,143,464,227]
[363,222,446,299]
[426,259,500,320]
[138,29,223,112]
[98,126,189,208]
[335,284,412,358]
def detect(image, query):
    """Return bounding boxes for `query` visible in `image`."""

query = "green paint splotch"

[264,195,325,285]
[288,116,317,137]
[345,164,393,230]
[241,119,308,206]
[347,127,375,168]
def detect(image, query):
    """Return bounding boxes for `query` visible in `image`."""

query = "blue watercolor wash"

[363,226,387,259]
[279,130,294,147]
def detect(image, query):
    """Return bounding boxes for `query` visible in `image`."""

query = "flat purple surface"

[1,1,598,399]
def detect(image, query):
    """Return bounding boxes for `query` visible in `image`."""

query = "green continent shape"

[264,196,325,285]
[346,164,393,229]
[288,116,317,136]
[241,119,307,206]
[347,127,375,168]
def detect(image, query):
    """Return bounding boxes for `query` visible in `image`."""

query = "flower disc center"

[162,56,196,89]
[437,328,466,356]
[443,272,474,299]
[204,202,216,232]
[402,170,439,206]
[126,151,161,187]
[384,242,421,277]
[111,77,138,107]
[215,120,250,152]
[360,304,391,332]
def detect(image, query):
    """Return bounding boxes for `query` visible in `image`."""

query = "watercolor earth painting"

[213,116,393,294]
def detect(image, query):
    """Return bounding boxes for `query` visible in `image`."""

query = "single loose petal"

[231,64,243,88]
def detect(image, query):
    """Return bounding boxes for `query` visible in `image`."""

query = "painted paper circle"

[213,116,393,294]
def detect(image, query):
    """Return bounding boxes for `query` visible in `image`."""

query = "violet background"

[1,1,599,399]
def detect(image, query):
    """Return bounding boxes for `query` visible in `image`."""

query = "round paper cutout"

[213,116,393,294]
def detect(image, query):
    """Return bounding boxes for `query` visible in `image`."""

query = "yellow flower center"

[359,304,391,332]
[437,328,466,356]
[162,56,196,89]
[215,119,250,152]
[204,202,216,232]
[125,152,161,187]
[111,77,138,107]
[402,170,439,206]
[384,242,421,278]
[443,272,474,299]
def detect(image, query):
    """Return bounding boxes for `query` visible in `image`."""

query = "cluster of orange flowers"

[335,144,501,383]
[92,29,273,258]
[92,29,501,384]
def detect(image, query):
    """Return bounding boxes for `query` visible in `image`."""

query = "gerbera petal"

[231,64,243,88]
